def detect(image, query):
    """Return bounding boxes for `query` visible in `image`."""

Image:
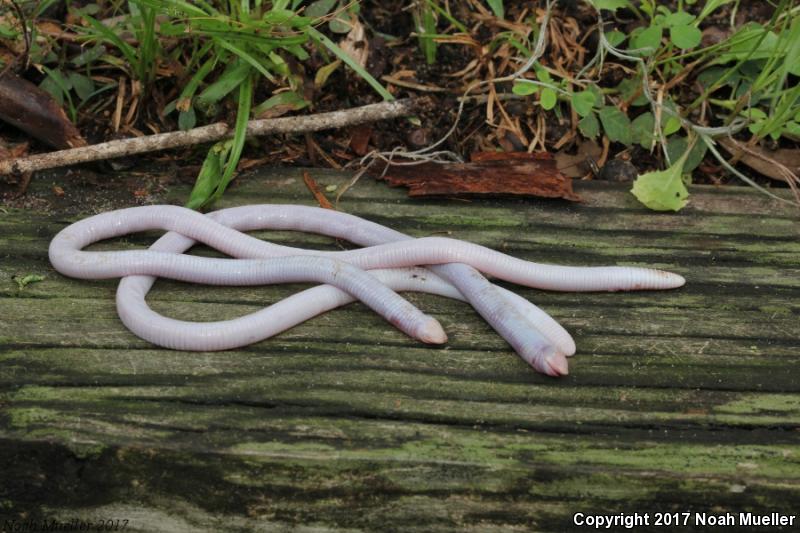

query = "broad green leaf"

[631,150,691,211]
[696,67,731,89]
[663,11,695,27]
[68,72,95,102]
[0,23,18,39]
[330,10,352,33]
[631,24,662,53]
[540,88,557,110]
[616,77,648,107]
[666,136,707,172]
[39,78,66,111]
[512,80,539,96]
[39,67,71,105]
[41,67,72,92]
[670,25,702,49]
[712,23,778,64]
[305,0,338,18]
[605,30,627,47]
[178,107,196,131]
[587,84,604,108]
[748,121,766,136]
[661,101,682,136]
[571,90,596,117]
[533,64,552,83]
[579,112,600,138]
[663,115,682,136]
[639,2,655,17]
[598,105,632,145]
[71,44,106,67]
[631,112,655,149]
[742,107,768,121]
[784,121,800,137]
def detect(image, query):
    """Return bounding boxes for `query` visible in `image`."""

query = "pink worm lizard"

[49,205,685,376]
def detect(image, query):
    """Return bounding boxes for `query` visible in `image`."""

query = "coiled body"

[49,204,685,376]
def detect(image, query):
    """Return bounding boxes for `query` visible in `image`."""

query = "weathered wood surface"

[1,168,799,532]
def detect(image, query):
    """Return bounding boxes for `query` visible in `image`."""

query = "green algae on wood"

[1,169,799,530]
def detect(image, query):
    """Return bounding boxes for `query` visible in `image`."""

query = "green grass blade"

[308,27,394,101]
[486,0,504,19]
[214,39,276,82]
[210,74,254,204]
[82,14,141,78]
[197,59,251,106]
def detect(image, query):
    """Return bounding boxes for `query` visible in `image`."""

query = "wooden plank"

[1,169,799,531]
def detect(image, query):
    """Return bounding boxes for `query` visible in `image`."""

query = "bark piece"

[349,125,372,156]
[0,73,86,149]
[379,151,581,200]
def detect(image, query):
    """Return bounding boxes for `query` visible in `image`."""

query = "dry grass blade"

[718,137,800,205]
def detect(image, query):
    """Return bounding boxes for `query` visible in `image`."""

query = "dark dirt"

[0,0,795,203]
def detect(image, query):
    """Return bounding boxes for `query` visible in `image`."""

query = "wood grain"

[1,170,798,532]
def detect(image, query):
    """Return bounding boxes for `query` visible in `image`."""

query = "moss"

[230,440,338,456]
[537,442,799,479]
[3,170,800,528]
[418,213,523,228]
[758,305,794,316]
[715,394,800,416]
[8,407,60,428]
[12,385,66,402]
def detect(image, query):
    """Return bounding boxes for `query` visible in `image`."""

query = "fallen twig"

[0,98,420,175]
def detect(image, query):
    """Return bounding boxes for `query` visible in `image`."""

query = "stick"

[0,98,419,175]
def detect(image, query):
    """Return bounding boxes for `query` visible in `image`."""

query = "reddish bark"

[378,152,581,201]
[349,125,373,156]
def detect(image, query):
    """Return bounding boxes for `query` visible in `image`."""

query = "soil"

[0,0,796,202]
